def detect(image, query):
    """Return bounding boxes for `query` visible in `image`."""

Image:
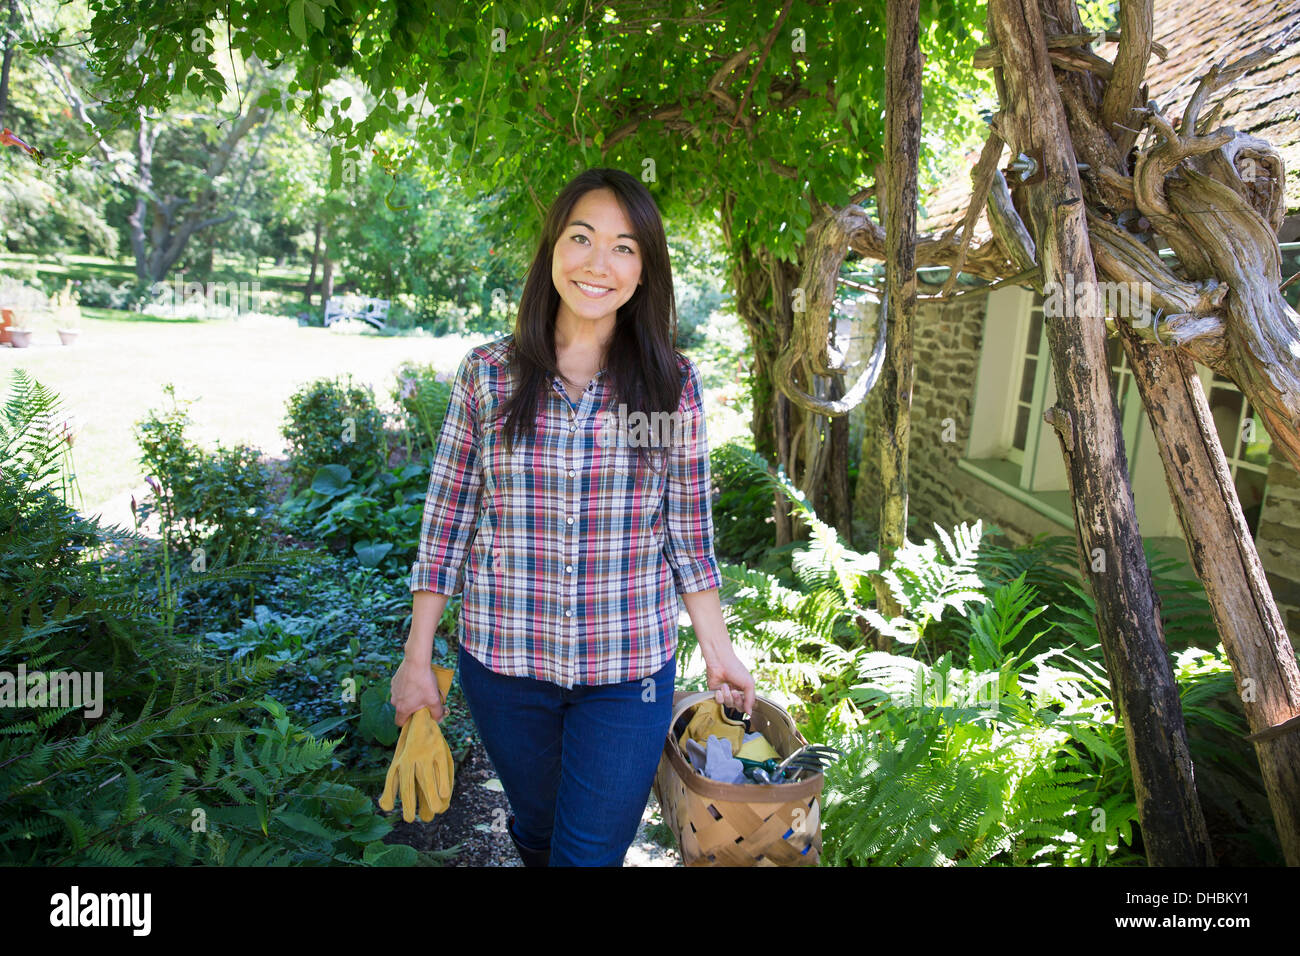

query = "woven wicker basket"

[651,690,823,866]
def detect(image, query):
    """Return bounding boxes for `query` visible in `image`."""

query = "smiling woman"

[392,168,755,868]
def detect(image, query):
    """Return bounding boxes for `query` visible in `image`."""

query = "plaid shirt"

[410,334,722,687]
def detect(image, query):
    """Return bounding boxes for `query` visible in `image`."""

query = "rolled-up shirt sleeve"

[662,357,723,595]
[409,350,483,594]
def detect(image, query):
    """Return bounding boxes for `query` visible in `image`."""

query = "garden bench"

[323,295,389,330]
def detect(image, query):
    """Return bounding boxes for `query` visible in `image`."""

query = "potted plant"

[53,281,82,345]
[7,310,34,348]
[0,277,48,347]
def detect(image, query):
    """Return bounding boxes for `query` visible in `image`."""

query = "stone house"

[846,0,1300,642]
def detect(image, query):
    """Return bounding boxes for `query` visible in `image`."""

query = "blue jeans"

[456,642,676,866]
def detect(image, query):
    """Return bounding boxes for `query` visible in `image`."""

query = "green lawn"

[3,307,499,527]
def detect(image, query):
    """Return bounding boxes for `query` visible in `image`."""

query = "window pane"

[1106,335,1121,369]
[1208,386,1243,450]
[1235,468,1267,538]
[1027,312,1043,355]
[1281,245,1300,310]
[1013,404,1030,451]
[1240,408,1272,465]
[1019,357,1037,404]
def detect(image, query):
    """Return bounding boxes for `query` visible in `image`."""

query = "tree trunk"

[988,0,1213,866]
[1015,0,1300,858]
[870,0,922,637]
[321,244,335,304]
[0,0,17,129]
[305,216,323,305]
[1119,324,1300,865]
[827,371,852,539]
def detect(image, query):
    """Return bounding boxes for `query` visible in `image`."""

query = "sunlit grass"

[2,307,499,525]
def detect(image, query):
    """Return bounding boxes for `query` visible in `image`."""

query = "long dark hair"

[491,168,683,475]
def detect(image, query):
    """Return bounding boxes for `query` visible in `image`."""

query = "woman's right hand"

[390,655,445,726]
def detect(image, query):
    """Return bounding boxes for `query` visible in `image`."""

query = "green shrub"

[692,447,1278,865]
[276,460,430,574]
[282,375,389,490]
[134,383,279,573]
[0,371,421,866]
[196,566,476,790]
[709,441,780,567]
[73,276,154,310]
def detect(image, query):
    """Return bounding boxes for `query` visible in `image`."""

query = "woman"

[391,167,754,867]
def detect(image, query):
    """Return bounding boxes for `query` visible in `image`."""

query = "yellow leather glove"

[679,699,746,753]
[379,664,455,823]
[735,734,780,762]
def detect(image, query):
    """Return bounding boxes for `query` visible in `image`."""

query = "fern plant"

[818,573,1140,866]
[683,414,1275,865]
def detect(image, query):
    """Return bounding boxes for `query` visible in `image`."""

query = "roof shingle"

[919,0,1300,237]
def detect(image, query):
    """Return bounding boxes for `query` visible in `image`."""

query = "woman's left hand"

[703,643,755,716]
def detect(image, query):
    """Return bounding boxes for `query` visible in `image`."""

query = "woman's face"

[551,187,643,331]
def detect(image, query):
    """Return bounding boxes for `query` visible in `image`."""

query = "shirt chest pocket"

[606,443,669,511]
[611,444,637,477]
[483,423,529,482]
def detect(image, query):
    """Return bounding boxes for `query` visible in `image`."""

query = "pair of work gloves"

[379,663,455,823]
[679,699,780,762]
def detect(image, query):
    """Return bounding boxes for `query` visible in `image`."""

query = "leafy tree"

[51,0,988,547]
[21,1,279,282]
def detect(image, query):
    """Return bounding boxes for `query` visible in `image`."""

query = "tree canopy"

[42,0,988,260]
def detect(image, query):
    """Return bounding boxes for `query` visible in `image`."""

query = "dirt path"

[380,737,682,866]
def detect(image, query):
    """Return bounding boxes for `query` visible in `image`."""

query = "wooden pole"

[871,0,922,636]
[1118,324,1300,864]
[987,0,1213,865]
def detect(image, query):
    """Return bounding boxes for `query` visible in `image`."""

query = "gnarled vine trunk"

[986,0,1214,867]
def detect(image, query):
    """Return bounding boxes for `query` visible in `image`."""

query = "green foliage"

[858,521,989,645]
[1047,574,1282,864]
[707,446,1277,866]
[69,276,154,311]
[0,370,413,866]
[281,375,389,490]
[62,0,990,267]
[0,164,120,258]
[390,361,453,463]
[709,441,782,568]
[134,383,279,563]
[276,460,430,575]
[327,162,514,326]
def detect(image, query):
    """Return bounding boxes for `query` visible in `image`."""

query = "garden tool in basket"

[737,744,845,782]
[379,663,455,823]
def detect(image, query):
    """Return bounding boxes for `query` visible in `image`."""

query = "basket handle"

[669,690,798,740]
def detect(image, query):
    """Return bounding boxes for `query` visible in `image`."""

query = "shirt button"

[569,424,576,432]
[565,609,573,617]
[565,564,574,572]
[567,469,575,477]
[566,517,575,525]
